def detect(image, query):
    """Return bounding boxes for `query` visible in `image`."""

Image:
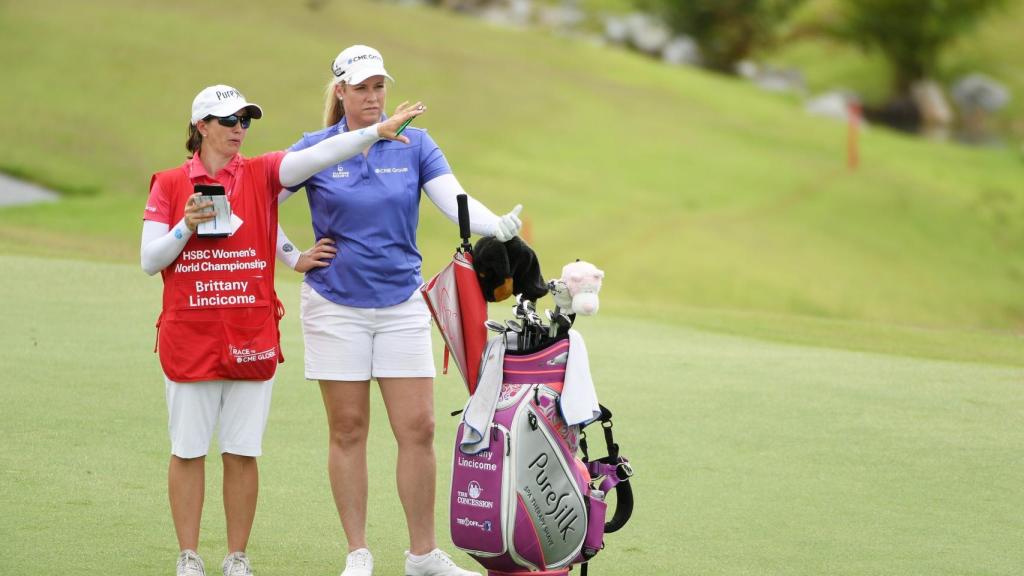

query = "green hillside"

[1,0,1023,357]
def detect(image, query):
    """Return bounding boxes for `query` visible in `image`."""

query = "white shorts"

[300,282,436,381]
[165,376,274,459]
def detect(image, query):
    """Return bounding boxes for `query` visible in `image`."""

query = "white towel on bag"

[560,329,601,426]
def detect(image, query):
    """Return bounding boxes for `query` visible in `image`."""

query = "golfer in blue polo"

[276,44,521,576]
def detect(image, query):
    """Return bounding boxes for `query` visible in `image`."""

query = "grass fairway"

[2,1,1023,573]
[1,254,1021,575]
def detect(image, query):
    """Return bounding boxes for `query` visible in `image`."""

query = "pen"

[395,117,415,137]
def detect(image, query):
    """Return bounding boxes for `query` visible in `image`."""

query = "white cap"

[331,45,394,85]
[190,84,264,125]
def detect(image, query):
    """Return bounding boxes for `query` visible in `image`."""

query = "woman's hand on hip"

[377,101,426,144]
[184,193,216,232]
[295,238,338,272]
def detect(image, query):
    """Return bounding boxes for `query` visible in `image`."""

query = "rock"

[805,91,860,123]
[911,80,953,140]
[537,1,585,31]
[735,60,758,80]
[863,97,920,134]
[624,12,670,55]
[951,73,1011,143]
[481,0,533,28]
[951,73,1011,112]
[752,66,806,95]
[603,15,630,44]
[438,0,489,11]
[661,35,701,67]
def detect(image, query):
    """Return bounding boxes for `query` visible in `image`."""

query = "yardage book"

[195,184,232,238]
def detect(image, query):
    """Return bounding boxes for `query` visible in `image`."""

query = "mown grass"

[1,254,1022,575]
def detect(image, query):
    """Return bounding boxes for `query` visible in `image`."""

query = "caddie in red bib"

[140,82,427,576]
[151,153,284,382]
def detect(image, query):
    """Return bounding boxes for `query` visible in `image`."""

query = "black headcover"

[472,236,547,302]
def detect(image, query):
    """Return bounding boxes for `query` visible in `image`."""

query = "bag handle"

[457,194,472,254]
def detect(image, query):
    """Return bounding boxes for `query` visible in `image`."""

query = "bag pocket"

[509,401,588,569]
[219,306,279,381]
[582,493,606,559]
[451,423,509,557]
[158,316,222,382]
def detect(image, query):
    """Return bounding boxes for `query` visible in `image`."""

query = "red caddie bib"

[152,158,283,382]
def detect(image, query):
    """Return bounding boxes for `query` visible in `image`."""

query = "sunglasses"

[205,114,252,129]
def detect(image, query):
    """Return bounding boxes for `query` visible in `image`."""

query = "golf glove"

[494,204,523,242]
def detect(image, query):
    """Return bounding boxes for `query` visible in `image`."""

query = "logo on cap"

[348,54,380,65]
[334,53,382,77]
[216,89,241,101]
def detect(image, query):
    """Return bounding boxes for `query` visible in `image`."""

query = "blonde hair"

[323,80,345,127]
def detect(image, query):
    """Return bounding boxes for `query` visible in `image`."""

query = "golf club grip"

[457,194,470,241]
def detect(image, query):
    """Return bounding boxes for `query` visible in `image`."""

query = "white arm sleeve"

[276,224,301,270]
[278,188,296,205]
[141,218,192,275]
[422,173,501,237]
[275,189,301,270]
[278,125,381,187]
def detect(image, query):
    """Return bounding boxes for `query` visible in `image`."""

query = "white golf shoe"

[341,548,373,576]
[404,549,481,576]
[176,550,206,576]
[221,551,254,576]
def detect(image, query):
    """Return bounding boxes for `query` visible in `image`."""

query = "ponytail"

[323,80,345,127]
[185,122,203,158]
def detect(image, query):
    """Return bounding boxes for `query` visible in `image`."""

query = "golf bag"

[450,336,633,576]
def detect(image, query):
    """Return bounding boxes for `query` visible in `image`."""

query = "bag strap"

[581,404,634,534]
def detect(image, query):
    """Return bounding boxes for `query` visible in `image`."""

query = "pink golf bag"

[449,337,633,576]
[425,195,633,575]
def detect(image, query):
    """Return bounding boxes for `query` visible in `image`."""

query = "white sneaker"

[341,548,373,576]
[222,551,253,576]
[404,549,481,576]
[176,550,206,576]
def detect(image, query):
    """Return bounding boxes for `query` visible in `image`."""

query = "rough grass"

[3,0,1024,341]
[769,0,1024,136]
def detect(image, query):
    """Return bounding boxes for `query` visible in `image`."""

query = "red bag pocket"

[158,313,223,382]
[219,306,279,381]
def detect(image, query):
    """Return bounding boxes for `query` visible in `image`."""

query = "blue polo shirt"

[288,118,452,308]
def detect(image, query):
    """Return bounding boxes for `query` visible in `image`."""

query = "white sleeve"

[141,218,192,275]
[278,125,381,187]
[275,224,301,270]
[422,173,501,237]
[275,189,301,270]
